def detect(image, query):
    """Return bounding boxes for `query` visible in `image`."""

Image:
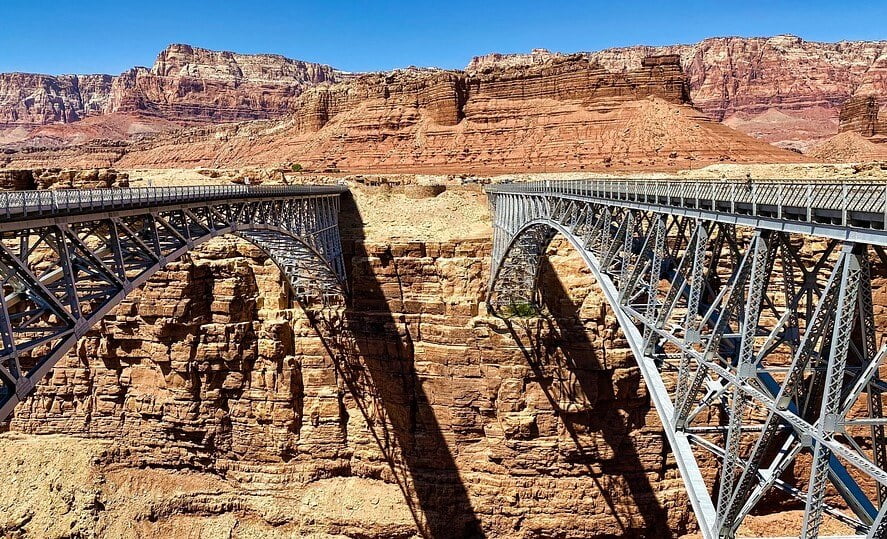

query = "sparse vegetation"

[500,300,538,318]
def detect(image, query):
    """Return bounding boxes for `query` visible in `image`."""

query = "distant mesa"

[1,35,885,170]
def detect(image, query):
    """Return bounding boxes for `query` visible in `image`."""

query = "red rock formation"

[2,187,695,537]
[3,54,796,172]
[839,95,883,137]
[470,36,887,149]
[838,54,887,140]
[0,73,113,126]
[0,44,342,145]
[109,44,342,123]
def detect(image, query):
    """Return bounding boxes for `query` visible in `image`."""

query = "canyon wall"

[108,44,342,123]
[1,184,693,538]
[5,36,886,164]
[0,73,113,127]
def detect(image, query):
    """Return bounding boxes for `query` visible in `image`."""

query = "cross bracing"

[0,184,348,422]
[486,179,887,538]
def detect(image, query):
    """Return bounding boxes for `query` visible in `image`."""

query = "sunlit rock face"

[471,36,887,150]
[2,184,695,538]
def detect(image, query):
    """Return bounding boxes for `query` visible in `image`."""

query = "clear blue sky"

[1,0,884,74]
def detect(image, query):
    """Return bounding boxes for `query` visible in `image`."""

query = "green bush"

[502,300,538,318]
[291,163,303,172]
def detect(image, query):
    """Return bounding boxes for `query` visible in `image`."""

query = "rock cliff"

[109,44,342,123]
[0,44,342,144]
[1,184,694,537]
[470,35,887,149]
[4,54,797,172]
[0,73,113,128]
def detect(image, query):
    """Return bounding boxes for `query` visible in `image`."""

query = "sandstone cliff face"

[109,44,342,123]
[93,54,794,172]
[2,184,693,538]
[470,36,887,149]
[838,53,887,140]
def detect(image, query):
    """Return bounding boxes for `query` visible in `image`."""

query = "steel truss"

[0,184,348,421]
[487,179,887,538]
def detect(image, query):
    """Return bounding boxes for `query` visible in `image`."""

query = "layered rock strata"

[3,54,798,172]
[3,184,693,538]
[470,36,887,148]
[0,44,342,139]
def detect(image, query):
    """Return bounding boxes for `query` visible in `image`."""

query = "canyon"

[0,32,886,539]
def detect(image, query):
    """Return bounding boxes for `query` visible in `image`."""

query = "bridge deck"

[487,179,887,246]
[0,184,347,226]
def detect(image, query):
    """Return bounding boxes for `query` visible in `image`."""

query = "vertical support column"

[642,215,666,354]
[800,244,862,538]
[674,221,708,428]
[716,231,770,535]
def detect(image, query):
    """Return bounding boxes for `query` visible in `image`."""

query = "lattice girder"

[0,185,347,421]
[486,180,887,539]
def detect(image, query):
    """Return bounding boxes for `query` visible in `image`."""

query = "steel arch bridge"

[0,184,347,422]
[487,179,887,539]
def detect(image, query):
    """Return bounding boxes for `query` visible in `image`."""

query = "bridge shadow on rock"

[500,251,679,538]
[303,190,484,539]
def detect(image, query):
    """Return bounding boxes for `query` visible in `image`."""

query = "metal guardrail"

[0,184,348,221]
[486,179,887,230]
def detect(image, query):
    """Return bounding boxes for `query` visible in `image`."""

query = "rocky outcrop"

[1,46,801,171]
[0,73,113,126]
[61,54,793,172]
[838,54,887,139]
[839,95,883,137]
[109,44,342,123]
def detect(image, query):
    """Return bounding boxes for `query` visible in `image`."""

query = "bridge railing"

[487,179,887,229]
[0,184,348,221]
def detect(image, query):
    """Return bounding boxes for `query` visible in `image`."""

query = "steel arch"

[487,180,887,539]
[0,185,348,422]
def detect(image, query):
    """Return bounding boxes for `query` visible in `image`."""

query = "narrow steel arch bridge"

[487,179,887,539]
[0,184,347,422]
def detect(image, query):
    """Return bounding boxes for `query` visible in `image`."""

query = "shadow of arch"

[489,219,695,536]
[500,249,678,537]
[301,190,485,538]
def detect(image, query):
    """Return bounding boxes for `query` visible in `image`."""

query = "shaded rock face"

[6,197,693,537]
[470,36,887,148]
[838,54,887,140]
[839,95,884,137]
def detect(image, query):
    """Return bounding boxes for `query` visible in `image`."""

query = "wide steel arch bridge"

[487,179,887,539]
[0,184,347,423]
